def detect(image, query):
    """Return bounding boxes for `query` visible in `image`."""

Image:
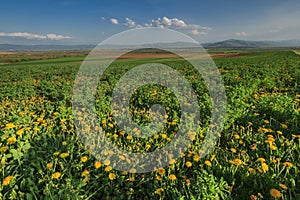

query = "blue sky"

[0,0,300,44]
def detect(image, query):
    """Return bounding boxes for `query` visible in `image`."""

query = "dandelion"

[122,171,128,175]
[0,146,7,152]
[264,120,270,124]
[82,177,89,183]
[204,160,212,167]
[229,159,242,166]
[81,156,88,163]
[283,162,293,167]
[52,172,61,179]
[257,193,263,198]
[94,161,101,169]
[248,168,256,175]
[156,175,161,181]
[161,134,167,139]
[60,152,69,158]
[2,176,13,186]
[81,170,89,177]
[169,174,177,181]
[230,148,237,153]
[155,188,164,195]
[129,168,136,174]
[33,127,40,131]
[129,177,135,182]
[16,129,24,135]
[234,134,240,139]
[126,135,133,140]
[104,159,110,166]
[105,166,112,172]
[256,158,266,163]
[278,183,288,190]
[7,137,17,145]
[169,159,176,165]
[270,189,281,198]
[154,134,159,139]
[280,123,288,129]
[261,162,269,172]
[186,179,191,185]
[5,123,15,129]
[157,168,165,175]
[193,155,200,162]
[46,163,53,168]
[276,131,283,135]
[62,141,67,145]
[186,161,192,167]
[108,173,116,180]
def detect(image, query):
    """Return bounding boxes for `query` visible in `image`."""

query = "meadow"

[0,49,299,199]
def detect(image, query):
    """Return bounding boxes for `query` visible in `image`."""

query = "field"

[0,49,299,199]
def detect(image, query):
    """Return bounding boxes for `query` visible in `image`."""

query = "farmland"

[0,49,299,199]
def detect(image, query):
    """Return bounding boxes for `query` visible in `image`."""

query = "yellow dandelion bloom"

[5,123,15,129]
[205,160,212,167]
[257,193,263,198]
[229,159,242,166]
[280,123,288,129]
[154,134,159,139]
[248,168,256,175]
[62,141,67,146]
[33,127,40,131]
[169,159,176,165]
[157,168,165,175]
[129,177,135,182]
[186,161,192,167]
[126,135,133,140]
[250,143,257,150]
[263,120,269,124]
[47,163,53,168]
[53,151,60,156]
[283,162,293,167]
[276,131,283,135]
[278,183,288,190]
[60,152,69,158]
[161,134,167,139]
[210,154,216,161]
[169,174,177,181]
[129,168,136,174]
[193,155,200,162]
[155,188,164,195]
[256,158,266,163]
[270,189,281,198]
[82,177,89,183]
[122,171,128,175]
[94,161,102,169]
[105,166,112,172]
[108,173,116,180]
[261,162,269,172]
[81,169,89,177]
[156,175,161,181]
[234,134,240,139]
[230,148,237,153]
[103,159,110,166]
[269,143,277,150]
[2,176,13,186]
[7,137,17,145]
[16,129,24,135]
[0,146,7,152]
[81,156,88,163]
[52,172,61,179]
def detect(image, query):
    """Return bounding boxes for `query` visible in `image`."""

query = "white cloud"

[101,17,106,20]
[235,32,247,37]
[110,18,119,25]
[124,17,136,28]
[0,32,71,40]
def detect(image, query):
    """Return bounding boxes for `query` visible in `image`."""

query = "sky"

[0,0,300,45]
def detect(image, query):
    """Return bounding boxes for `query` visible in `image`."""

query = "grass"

[0,50,299,199]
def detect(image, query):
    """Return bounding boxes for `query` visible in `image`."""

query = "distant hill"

[1,39,300,51]
[202,39,300,48]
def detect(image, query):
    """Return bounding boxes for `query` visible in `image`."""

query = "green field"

[0,50,299,199]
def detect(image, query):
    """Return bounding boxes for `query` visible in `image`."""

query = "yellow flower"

[155,188,164,195]
[94,161,102,169]
[169,174,177,181]
[280,123,288,129]
[0,146,7,152]
[108,173,116,180]
[234,134,240,139]
[60,152,69,158]
[270,189,281,198]
[62,141,67,145]
[250,143,257,150]
[7,137,17,145]
[157,168,165,175]
[248,168,256,175]
[129,177,135,182]
[278,183,288,190]
[269,143,277,150]
[122,171,128,175]
[276,131,283,135]
[154,134,159,139]
[230,148,237,153]
[257,193,263,198]
[256,158,266,163]
[193,155,200,162]
[81,156,88,163]
[33,127,40,131]
[52,172,61,179]
[129,168,136,174]
[5,123,15,129]
[283,162,293,167]
[169,159,176,165]
[103,159,110,166]
[204,160,212,167]
[229,159,242,166]
[264,120,269,124]
[81,169,89,177]
[16,129,24,135]
[161,134,167,139]
[47,163,53,168]
[2,176,13,186]
[82,177,89,183]
[156,175,161,181]
[261,163,269,172]
[105,166,112,172]
[186,161,192,167]
[126,135,133,140]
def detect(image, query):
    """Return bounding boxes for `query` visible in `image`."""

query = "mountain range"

[1,39,300,51]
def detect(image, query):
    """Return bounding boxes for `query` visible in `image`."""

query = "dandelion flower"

[108,173,116,180]
[270,189,281,198]
[256,158,266,163]
[60,152,69,158]
[81,170,89,177]
[186,161,192,167]
[230,148,237,153]
[82,177,89,183]
[81,156,88,163]
[280,124,288,129]
[283,162,293,167]
[46,163,53,168]
[52,172,61,179]
[129,177,135,182]
[62,141,67,145]
[261,163,269,172]
[5,123,15,129]
[7,137,17,145]
[103,159,110,166]
[248,168,256,175]
[193,155,200,162]
[234,134,240,139]
[94,161,101,169]
[229,159,242,166]
[155,188,164,195]
[105,166,112,172]
[169,174,177,181]
[278,183,288,190]
[0,146,7,152]
[204,160,212,167]
[129,168,136,174]
[157,168,165,175]
[156,175,161,181]
[2,176,13,186]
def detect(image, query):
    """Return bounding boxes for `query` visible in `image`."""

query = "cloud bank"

[0,32,71,40]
